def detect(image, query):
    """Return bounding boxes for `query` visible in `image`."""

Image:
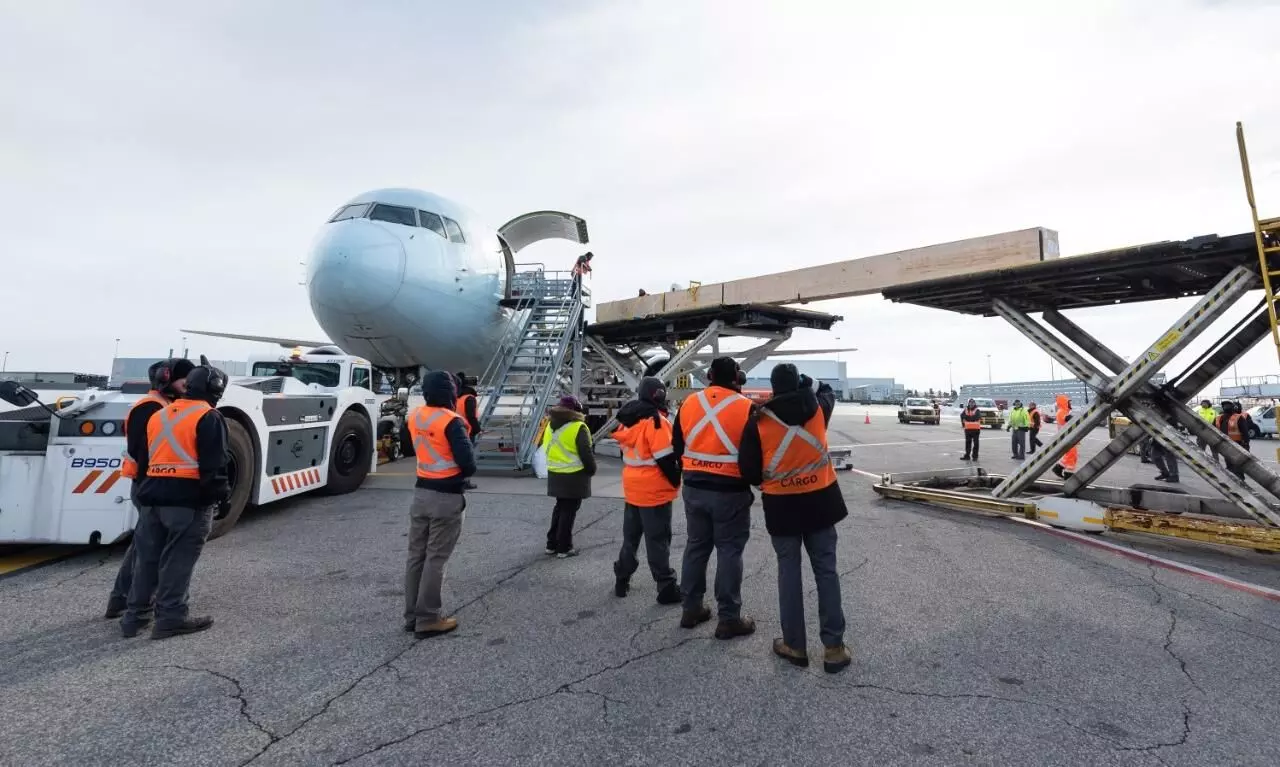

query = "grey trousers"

[1151,442,1179,480]
[108,488,143,607]
[124,504,213,630]
[771,526,846,649]
[680,485,753,620]
[614,502,677,591]
[404,488,465,629]
[1010,427,1027,459]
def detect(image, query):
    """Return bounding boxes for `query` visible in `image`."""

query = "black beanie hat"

[770,363,801,394]
[709,357,739,386]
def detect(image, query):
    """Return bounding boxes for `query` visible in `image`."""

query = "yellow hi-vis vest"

[542,421,587,473]
[1197,406,1217,423]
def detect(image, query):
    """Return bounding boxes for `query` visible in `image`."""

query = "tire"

[1249,424,1261,440]
[323,410,374,495]
[377,418,401,462]
[209,419,254,541]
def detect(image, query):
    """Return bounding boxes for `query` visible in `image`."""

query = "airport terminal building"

[740,359,905,403]
[959,374,1167,405]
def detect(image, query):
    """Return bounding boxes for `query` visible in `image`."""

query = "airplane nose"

[307,221,407,314]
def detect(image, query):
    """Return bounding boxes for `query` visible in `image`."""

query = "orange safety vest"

[1055,395,1069,427]
[617,416,679,507]
[962,407,982,430]
[678,386,752,478]
[410,406,463,480]
[758,407,837,496]
[120,390,169,479]
[1059,445,1079,472]
[1219,413,1243,443]
[146,399,213,479]
[455,393,476,436]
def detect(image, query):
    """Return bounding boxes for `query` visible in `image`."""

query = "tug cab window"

[442,217,466,244]
[368,203,418,227]
[418,210,446,238]
[350,367,371,390]
[328,202,371,223]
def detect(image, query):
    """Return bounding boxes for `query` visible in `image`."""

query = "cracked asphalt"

[2,411,1279,766]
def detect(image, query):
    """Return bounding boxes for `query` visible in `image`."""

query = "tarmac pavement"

[1,409,1279,766]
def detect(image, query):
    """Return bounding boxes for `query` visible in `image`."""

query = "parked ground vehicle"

[972,397,1003,429]
[898,397,940,425]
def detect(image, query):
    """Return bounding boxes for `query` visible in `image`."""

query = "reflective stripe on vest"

[545,421,585,472]
[623,443,674,466]
[120,391,168,479]
[963,408,982,430]
[146,400,211,479]
[759,409,835,494]
[681,389,750,471]
[413,408,461,477]
[1197,406,1217,423]
[1224,413,1243,442]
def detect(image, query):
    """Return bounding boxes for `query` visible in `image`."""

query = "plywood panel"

[595,227,1057,323]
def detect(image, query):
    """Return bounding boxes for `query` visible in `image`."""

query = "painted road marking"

[0,546,84,577]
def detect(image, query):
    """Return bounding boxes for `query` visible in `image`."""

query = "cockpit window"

[329,203,371,223]
[368,204,417,227]
[418,210,446,238]
[442,217,466,244]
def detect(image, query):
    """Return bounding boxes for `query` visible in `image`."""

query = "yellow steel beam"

[1105,508,1280,552]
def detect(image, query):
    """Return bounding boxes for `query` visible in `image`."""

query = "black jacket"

[125,397,166,479]
[739,382,847,537]
[961,407,982,430]
[671,386,751,493]
[615,398,681,489]
[137,405,230,509]
[459,385,482,436]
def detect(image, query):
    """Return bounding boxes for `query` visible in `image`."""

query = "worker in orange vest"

[1051,395,1079,479]
[738,364,852,674]
[404,371,477,638]
[1216,401,1251,480]
[960,398,983,461]
[125,359,229,640]
[672,357,757,639]
[453,371,481,489]
[104,357,193,622]
[611,377,682,604]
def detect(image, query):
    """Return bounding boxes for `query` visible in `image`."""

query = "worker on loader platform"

[125,358,229,640]
[738,364,852,674]
[103,358,194,622]
[960,398,982,461]
[672,357,757,639]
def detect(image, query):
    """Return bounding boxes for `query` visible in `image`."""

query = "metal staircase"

[473,266,586,470]
[1237,121,1280,365]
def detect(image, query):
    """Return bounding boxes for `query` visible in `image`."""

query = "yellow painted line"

[0,546,83,576]
[371,471,417,477]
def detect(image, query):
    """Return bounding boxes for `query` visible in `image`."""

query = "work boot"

[680,605,712,629]
[823,644,853,674]
[614,576,630,598]
[119,615,153,638]
[414,617,459,639]
[656,581,681,605]
[544,546,556,556]
[151,616,214,640]
[465,480,478,490]
[772,638,809,668]
[103,598,127,620]
[1051,464,1065,478]
[714,616,756,640]
[961,454,971,461]
[403,621,415,633]
[556,548,579,559]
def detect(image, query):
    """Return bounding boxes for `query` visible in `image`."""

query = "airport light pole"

[948,361,953,394]
[113,338,120,359]
[1,351,7,373]
[986,354,992,386]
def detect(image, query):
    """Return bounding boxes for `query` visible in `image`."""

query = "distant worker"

[103,358,194,623]
[960,398,982,461]
[1149,438,1180,483]
[571,251,594,297]
[124,358,229,640]
[1196,399,1219,463]
[1051,395,1078,479]
[1026,401,1043,453]
[540,395,597,559]
[1005,399,1029,460]
[738,364,852,674]
[1216,401,1250,481]
[403,371,475,639]
[453,371,481,490]
[672,357,757,639]
[611,378,683,605]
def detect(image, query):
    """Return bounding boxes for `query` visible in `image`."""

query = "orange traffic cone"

[864,411,871,424]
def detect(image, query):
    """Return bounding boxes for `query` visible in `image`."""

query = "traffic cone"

[864,411,871,424]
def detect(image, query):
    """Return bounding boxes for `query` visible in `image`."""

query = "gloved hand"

[799,374,814,389]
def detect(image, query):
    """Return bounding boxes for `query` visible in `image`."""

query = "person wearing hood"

[1027,402,1043,453]
[1005,400,1029,460]
[612,378,683,604]
[127,358,229,640]
[453,372,481,489]
[104,357,194,623]
[960,398,983,461]
[541,395,597,558]
[671,357,757,640]
[739,364,852,674]
[403,370,476,639]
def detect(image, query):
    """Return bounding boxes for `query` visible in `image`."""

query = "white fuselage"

[305,188,515,373]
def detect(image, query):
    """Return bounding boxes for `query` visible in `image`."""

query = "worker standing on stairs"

[611,378,683,605]
[672,357,757,640]
[960,399,982,461]
[1005,400,1029,460]
[540,396,596,559]
[103,358,194,622]
[571,251,593,298]
[403,371,476,639]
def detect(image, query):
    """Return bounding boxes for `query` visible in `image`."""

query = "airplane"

[184,187,854,388]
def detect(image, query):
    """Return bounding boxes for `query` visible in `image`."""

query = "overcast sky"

[3,0,1279,394]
